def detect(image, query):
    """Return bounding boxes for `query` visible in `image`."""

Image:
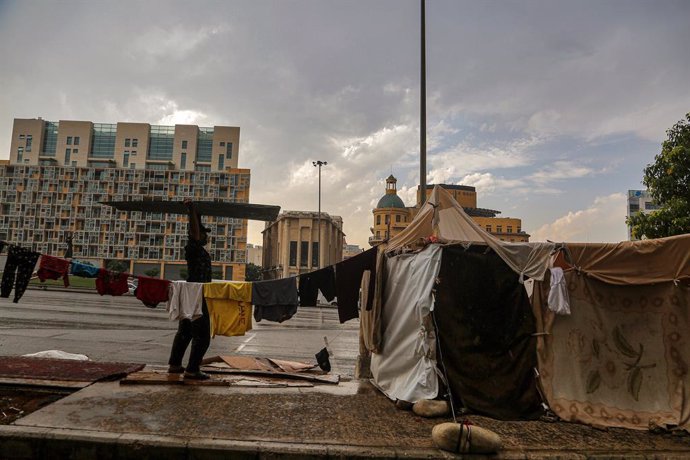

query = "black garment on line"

[433,246,542,420]
[298,266,336,307]
[168,237,213,373]
[252,277,299,323]
[334,247,376,323]
[0,245,40,303]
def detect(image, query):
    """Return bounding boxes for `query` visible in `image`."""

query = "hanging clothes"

[135,276,171,308]
[95,269,129,296]
[0,241,5,254]
[335,247,377,323]
[252,277,299,323]
[0,245,40,303]
[360,247,386,353]
[547,267,570,315]
[37,255,71,287]
[434,246,542,420]
[167,281,204,321]
[298,266,336,307]
[70,260,100,278]
[203,281,253,337]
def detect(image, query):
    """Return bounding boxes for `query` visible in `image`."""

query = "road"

[0,288,360,377]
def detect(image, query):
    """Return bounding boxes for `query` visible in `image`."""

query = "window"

[376,215,381,225]
[123,153,130,167]
[376,231,380,238]
[218,154,224,170]
[25,135,32,151]
[517,227,521,233]
[182,140,188,149]
[226,142,232,159]
[289,241,297,266]
[17,147,23,163]
[300,241,309,267]
[74,136,80,145]
[220,142,225,147]
[384,215,389,224]
[395,214,401,223]
[312,242,319,267]
[64,148,71,165]
[67,136,73,145]
[125,138,131,147]
[507,226,513,234]
[71,161,77,167]
[131,150,136,155]
[73,149,78,154]
[130,163,136,169]
[496,225,503,233]
[485,225,491,232]
[132,138,138,147]
[180,153,187,169]
[19,134,25,139]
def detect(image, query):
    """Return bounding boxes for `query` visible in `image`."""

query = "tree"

[245,263,262,282]
[144,267,160,278]
[105,259,129,273]
[628,113,690,239]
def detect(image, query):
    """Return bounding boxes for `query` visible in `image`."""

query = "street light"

[312,160,327,269]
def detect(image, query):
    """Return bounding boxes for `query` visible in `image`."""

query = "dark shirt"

[185,238,212,283]
[334,247,377,323]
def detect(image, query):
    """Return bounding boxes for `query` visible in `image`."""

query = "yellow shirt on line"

[203,281,253,338]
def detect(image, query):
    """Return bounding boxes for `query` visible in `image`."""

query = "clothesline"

[0,240,378,325]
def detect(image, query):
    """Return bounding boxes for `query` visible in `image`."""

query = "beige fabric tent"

[563,235,690,285]
[385,185,555,281]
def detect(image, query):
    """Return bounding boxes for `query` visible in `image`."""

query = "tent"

[365,185,690,430]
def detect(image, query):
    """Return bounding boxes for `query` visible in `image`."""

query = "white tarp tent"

[370,245,442,402]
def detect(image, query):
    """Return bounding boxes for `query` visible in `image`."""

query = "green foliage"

[245,263,262,282]
[144,267,160,278]
[179,268,188,280]
[628,113,690,239]
[105,259,129,273]
[212,270,222,280]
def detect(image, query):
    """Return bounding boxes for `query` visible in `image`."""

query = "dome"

[377,193,406,209]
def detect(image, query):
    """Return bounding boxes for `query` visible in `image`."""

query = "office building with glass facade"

[2,118,249,280]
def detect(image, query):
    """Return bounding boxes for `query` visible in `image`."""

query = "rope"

[431,309,458,423]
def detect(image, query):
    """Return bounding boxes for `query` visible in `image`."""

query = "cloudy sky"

[1,0,688,247]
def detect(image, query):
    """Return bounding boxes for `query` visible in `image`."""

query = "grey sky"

[1,0,688,247]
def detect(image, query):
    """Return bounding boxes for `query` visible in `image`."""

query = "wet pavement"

[0,289,358,377]
[4,378,690,459]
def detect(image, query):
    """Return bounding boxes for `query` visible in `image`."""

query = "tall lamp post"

[312,160,327,269]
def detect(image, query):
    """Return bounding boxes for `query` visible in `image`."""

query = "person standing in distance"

[168,198,213,380]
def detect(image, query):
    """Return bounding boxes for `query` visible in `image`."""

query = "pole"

[318,164,321,269]
[313,160,327,269]
[419,0,427,207]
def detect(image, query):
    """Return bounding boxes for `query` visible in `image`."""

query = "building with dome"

[369,175,529,246]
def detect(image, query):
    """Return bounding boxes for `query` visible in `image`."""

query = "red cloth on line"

[135,276,171,308]
[37,255,71,287]
[96,269,129,296]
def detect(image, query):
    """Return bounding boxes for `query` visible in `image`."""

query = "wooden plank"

[100,200,280,222]
[119,371,312,387]
[200,368,340,384]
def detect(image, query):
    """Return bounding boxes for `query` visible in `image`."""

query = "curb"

[0,425,452,460]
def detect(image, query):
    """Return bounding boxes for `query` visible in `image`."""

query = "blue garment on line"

[70,260,100,278]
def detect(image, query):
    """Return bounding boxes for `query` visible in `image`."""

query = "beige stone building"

[246,243,263,266]
[262,211,344,279]
[370,175,530,246]
[2,118,249,280]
